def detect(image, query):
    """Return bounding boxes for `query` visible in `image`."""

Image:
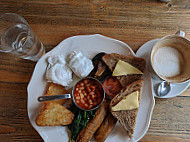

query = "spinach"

[68,105,95,141]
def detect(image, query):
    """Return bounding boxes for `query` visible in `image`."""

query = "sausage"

[94,113,117,142]
[76,101,109,142]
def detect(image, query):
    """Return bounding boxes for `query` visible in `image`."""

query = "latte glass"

[0,13,45,61]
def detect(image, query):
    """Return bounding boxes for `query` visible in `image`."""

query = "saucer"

[136,39,190,98]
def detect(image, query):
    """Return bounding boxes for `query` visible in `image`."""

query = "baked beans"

[73,78,104,110]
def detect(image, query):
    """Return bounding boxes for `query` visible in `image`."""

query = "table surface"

[0,0,190,141]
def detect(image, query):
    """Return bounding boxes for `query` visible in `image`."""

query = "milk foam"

[153,47,183,77]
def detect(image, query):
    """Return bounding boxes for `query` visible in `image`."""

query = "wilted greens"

[68,105,95,142]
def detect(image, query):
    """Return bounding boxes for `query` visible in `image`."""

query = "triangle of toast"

[102,53,146,87]
[110,79,144,139]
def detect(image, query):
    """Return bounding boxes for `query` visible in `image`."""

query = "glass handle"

[38,94,71,102]
[175,30,185,37]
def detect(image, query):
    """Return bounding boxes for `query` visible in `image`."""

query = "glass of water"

[0,13,45,61]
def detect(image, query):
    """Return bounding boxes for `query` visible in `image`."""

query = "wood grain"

[0,125,16,134]
[0,0,190,141]
[141,90,190,141]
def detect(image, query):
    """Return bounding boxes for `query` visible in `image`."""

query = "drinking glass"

[0,13,45,61]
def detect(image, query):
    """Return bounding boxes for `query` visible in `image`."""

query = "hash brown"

[36,102,74,126]
[46,83,69,105]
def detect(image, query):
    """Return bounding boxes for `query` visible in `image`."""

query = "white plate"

[27,34,155,142]
[136,39,190,98]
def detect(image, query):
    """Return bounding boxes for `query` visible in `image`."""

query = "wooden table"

[0,0,190,141]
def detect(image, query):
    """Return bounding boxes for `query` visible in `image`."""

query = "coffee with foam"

[153,47,183,78]
[150,35,190,83]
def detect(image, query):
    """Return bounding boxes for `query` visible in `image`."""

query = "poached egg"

[68,51,94,78]
[46,55,72,86]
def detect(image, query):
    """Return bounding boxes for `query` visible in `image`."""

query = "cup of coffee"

[149,31,190,83]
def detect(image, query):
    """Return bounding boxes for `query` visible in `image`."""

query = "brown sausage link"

[94,113,117,142]
[76,101,109,142]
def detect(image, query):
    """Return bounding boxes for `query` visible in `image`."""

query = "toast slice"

[110,79,144,139]
[36,102,74,126]
[102,53,146,87]
[46,83,69,105]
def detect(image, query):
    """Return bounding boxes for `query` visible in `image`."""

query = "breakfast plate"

[27,34,155,142]
[136,39,190,98]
